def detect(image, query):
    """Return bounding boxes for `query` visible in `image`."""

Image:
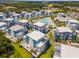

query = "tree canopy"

[0,32,14,58]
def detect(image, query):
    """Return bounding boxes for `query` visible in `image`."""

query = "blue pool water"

[41,18,49,25]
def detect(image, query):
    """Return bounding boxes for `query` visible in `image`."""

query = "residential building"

[55,17,72,23]
[16,19,30,28]
[32,11,37,17]
[2,18,17,27]
[40,10,52,16]
[21,12,26,18]
[45,10,52,16]
[0,14,6,19]
[0,22,7,32]
[25,13,32,19]
[34,12,42,17]
[67,19,79,30]
[0,13,6,19]
[12,13,21,20]
[4,11,15,18]
[57,13,66,17]
[6,25,27,40]
[20,30,50,57]
[75,30,79,40]
[32,22,49,33]
[54,27,76,41]
[40,10,46,15]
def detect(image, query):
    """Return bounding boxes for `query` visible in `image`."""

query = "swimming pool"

[40,17,57,28]
[40,18,51,25]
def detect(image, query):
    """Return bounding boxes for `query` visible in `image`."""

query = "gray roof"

[9,25,24,31]
[27,30,45,41]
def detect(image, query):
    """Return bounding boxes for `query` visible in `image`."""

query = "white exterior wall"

[11,30,15,38]
[29,38,34,49]
[37,43,45,53]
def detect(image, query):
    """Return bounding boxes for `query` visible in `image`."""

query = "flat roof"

[9,25,24,31]
[55,17,64,20]
[46,10,52,12]
[18,19,28,23]
[0,12,4,15]
[27,30,45,41]
[33,22,46,27]
[61,44,79,58]
[57,27,72,33]
[13,14,20,16]
[32,11,37,12]
[40,10,45,11]
[56,17,72,20]
[0,22,6,26]
[68,19,79,23]
[58,13,65,15]
[0,14,4,16]
[75,30,79,34]
[3,18,14,21]
[37,42,44,48]
[21,11,27,13]
[55,17,75,22]
[26,13,32,15]
[36,12,42,14]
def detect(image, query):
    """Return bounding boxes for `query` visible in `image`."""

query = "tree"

[0,32,14,57]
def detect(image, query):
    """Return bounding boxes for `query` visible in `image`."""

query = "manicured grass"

[11,43,32,58]
[0,31,5,36]
[39,44,55,58]
[10,49,22,58]
[11,31,55,58]
[39,31,55,58]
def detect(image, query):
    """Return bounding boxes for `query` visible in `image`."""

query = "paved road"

[53,42,61,58]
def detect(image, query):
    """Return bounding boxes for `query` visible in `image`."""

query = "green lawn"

[11,43,32,58]
[11,41,55,58]
[39,44,55,58]
[39,31,55,58]
[10,49,22,58]
[10,30,55,58]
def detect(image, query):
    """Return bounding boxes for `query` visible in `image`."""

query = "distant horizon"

[13,0,79,1]
[0,0,79,3]
[0,0,79,2]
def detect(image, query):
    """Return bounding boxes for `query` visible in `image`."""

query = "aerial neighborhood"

[0,1,79,58]
[0,10,53,57]
[0,8,79,57]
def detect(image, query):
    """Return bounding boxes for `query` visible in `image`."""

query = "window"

[26,36,29,44]
[69,33,72,36]
[60,33,63,37]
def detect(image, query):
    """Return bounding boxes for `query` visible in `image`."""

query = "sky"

[12,0,79,1]
[0,0,79,1]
